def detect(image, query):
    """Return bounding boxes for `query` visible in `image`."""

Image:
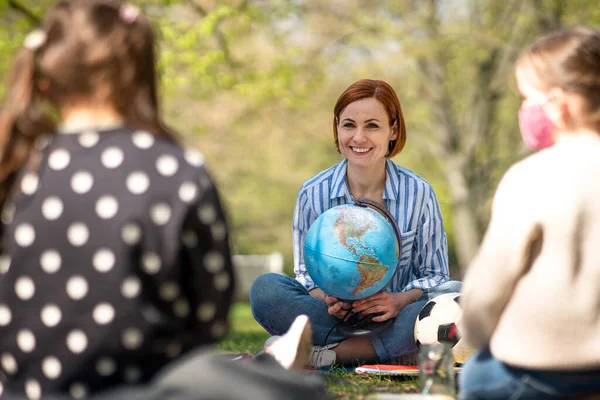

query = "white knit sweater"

[462,134,600,370]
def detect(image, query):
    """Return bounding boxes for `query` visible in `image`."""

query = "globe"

[303,204,399,301]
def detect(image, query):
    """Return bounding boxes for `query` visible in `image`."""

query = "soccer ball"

[414,292,474,364]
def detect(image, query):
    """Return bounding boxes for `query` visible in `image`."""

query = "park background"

[2,0,600,397]
[3,0,600,277]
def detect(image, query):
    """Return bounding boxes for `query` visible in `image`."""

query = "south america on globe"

[304,204,399,300]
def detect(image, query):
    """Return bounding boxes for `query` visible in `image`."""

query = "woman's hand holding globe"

[352,290,422,322]
[324,294,352,320]
[318,288,423,323]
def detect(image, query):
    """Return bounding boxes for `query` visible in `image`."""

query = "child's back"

[0,125,234,397]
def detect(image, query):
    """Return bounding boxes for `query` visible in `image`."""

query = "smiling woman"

[250,79,462,369]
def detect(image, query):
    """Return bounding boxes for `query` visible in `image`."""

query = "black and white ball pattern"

[0,127,234,398]
[414,292,474,364]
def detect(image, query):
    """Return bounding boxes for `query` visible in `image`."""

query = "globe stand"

[335,312,394,337]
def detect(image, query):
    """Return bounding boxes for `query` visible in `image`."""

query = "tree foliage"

[2,0,599,274]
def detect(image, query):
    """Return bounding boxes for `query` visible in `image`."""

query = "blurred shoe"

[306,343,338,369]
[265,315,312,369]
[263,334,280,348]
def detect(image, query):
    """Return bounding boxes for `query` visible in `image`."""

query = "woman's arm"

[292,188,317,291]
[403,185,451,291]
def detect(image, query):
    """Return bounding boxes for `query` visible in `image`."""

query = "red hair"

[333,79,406,157]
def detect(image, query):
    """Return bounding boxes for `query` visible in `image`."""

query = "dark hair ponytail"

[1,0,178,249]
[0,46,56,245]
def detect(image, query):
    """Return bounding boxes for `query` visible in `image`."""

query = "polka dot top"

[0,126,235,399]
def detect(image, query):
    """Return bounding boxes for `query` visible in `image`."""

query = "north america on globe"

[333,209,389,295]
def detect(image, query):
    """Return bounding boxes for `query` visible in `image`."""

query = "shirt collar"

[329,158,398,202]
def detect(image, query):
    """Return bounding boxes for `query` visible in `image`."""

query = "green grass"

[217,302,420,399]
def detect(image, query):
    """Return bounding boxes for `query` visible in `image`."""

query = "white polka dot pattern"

[0,256,11,274]
[42,356,62,379]
[67,223,90,247]
[71,171,94,194]
[165,342,182,359]
[101,147,124,169]
[1,353,17,375]
[0,305,12,326]
[17,330,36,353]
[48,149,70,170]
[93,303,115,325]
[156,154,179,177]
[79,131,99,148]
[25,378,41,400]
[66,276,89,300]
[15,223,36,247]
[66,330,88,354]
[204,251,224,273]
[0,127,235,394]
[15,277,35,300]
[96,357,116,376]
[173,299,190,318]
[41,197,64,220]
[121,327,143,350]
[93,248,115,273]
[126,171,150,195]
[1,203,15,225]
[198,204,217,224]
[211,321,227,338]
[21,173,39,195]
[159,282,180,301]
[69,383,88,399]
[196,302,216,322]
[150,203,171,225]
[181,230,198,248]
[40,250,61,274]
[132,131,154,149]
[178,182,198,203]
[121,223,141,245]
[95,195,119,219]
[142,252,161,274]
[214,272,231,292]
[40,304,62,327]
[121,276,141,298]
[184,148,205,167]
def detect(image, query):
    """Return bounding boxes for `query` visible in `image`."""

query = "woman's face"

[337,98,397,168]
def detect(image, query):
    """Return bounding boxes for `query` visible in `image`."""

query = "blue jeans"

[459,348,600,399]
[249,273,462,363]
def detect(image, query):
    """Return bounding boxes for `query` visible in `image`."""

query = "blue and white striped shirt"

[293,158,450,293]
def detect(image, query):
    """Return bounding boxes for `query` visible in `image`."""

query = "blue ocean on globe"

[303,204,399,301]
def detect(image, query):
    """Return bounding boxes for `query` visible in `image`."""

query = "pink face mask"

[517,103,555,150]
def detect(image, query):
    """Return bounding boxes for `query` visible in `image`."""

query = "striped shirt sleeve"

[403,185,450,291]
[292,187,316,291]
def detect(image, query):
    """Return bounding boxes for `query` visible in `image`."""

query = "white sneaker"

[265,315,313,369]
[306,343,338,369]
[263,335,281,348]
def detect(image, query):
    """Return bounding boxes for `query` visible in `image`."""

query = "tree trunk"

[445,162,481,273]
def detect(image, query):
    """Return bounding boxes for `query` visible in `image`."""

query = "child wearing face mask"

[458,27,600,399]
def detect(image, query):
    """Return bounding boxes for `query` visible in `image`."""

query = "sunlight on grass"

[217,302,270,354]
[218,302,420,398]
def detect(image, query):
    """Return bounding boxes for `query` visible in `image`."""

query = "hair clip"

[23,30,47,51]
[120,3,140,24]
